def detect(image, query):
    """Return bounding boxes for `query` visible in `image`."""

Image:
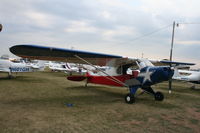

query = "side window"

[117,64,135,75]
[116,65,122,74]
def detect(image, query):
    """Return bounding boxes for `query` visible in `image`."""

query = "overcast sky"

[0,0,200,67]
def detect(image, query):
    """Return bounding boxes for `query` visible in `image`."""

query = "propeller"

[169,21,176,94]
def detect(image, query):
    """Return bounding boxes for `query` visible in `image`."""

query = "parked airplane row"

[0,58,86,77]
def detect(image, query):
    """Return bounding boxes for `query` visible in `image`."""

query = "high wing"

[10,44,137,67]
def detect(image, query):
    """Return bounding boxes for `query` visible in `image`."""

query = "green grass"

[0,72,200,133]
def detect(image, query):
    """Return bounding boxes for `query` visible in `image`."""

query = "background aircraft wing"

[10,44,137,67]
[150,60,195,66]
[160,60,195,66]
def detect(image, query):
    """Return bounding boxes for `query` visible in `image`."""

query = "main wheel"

[154,91,164,101]
[125,93,135,104]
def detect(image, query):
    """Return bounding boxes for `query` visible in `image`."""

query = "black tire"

[125,93,135,104]
[154,91,164,101]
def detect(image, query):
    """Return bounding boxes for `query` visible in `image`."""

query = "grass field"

[0,71,200,133]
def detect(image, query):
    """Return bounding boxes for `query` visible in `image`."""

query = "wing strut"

[74,55,129,87]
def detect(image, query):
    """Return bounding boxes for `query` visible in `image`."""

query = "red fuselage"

[67,74,135,87]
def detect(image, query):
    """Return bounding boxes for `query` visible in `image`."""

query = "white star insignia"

[138,67,154,84]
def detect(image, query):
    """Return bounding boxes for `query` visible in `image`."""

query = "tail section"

[65,63,71,70]
[37,60,46,71]
[173,67,181,78]
[30,60,46,71]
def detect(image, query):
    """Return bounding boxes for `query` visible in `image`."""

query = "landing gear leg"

[8,72,12,79]
[124,87,138,104]
[85,82,88,87]
[142,87,164,101]
[85,78,88,87]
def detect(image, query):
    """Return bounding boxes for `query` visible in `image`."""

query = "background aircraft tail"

[31,60,46,71]
[173,67,181,79]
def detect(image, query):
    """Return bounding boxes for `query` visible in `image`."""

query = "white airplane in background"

[0,59,45,78]
[80,64,108,74]
[173,68,200,88]
[26,60,46,71]
[47,61,80,73]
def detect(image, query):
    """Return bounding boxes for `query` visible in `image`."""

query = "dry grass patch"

[0,72,200,132]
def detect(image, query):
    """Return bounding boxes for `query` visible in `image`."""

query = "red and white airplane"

[10,44,194,103]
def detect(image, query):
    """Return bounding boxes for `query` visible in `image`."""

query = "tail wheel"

[154,91,164,101]
[125,94,135,104]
